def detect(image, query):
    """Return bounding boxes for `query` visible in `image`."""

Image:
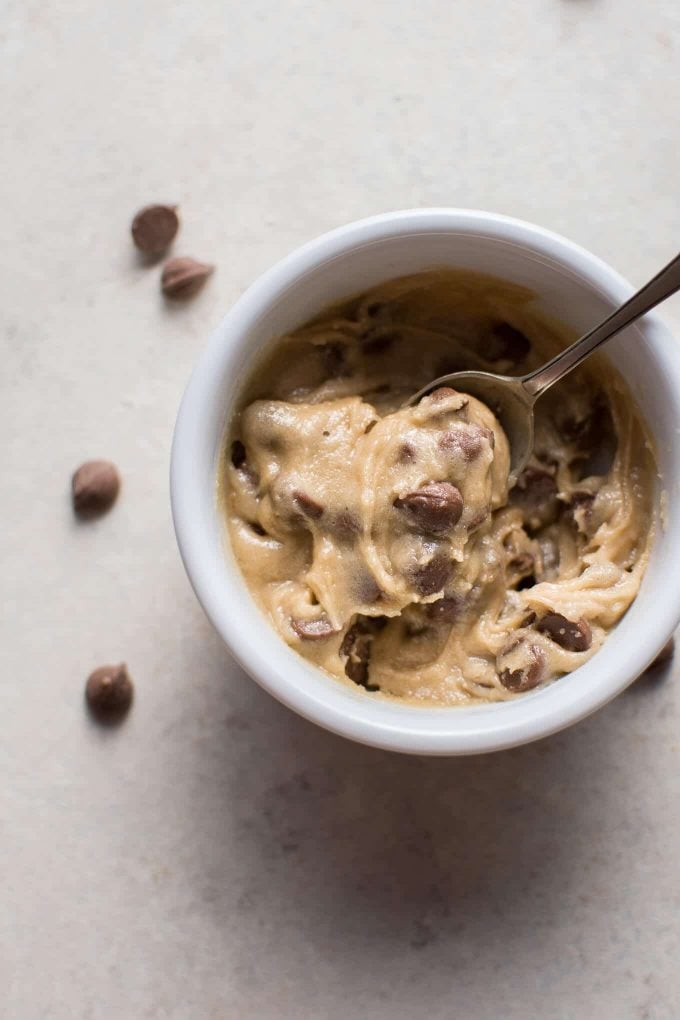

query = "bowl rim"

[170,208,680,755]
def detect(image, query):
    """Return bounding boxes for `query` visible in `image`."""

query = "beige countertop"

[2,1,679,1017]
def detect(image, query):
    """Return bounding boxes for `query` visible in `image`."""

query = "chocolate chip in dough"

[566,490,596,533]
[362,299,387,320]
[510,466,559,532]
[566,402,617,479]
[355,572,383,604]
[412,552,453,596]
[397,443,416,464]
[361,327,398,355]
[536,612,592,652]
[341,617,384,691]
[429,386,460,401]
[291,616,337,640]
[333,509,362,541]
[72,460,120,518]
[85,664,134,723]
[394,482,464,534]
[292,490,324,521]
[439,424,493,462]
[426,595,463,624]
[321,341,350,378]
[499,645,545,693]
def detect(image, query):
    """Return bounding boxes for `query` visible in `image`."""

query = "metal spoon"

[410,252,680,483]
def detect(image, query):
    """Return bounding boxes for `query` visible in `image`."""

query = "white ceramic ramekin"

[171,209,680,755]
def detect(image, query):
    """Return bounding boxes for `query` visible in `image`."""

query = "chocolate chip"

[321,342,349,378]
[355,572,382,603]
[422,388,469,412]
[430,386,460,401]
[341,617,384,690]
[333,510,362,541]
[510,466,559,532]
[467,508,489,530]
[536,612,592,652]
[412,553,453,596]
[161,256,214,299]
[131,204,179,255]
[292,490,324,521]
[231,440,247,469]
[565,402,617,479]
[426,595,463,624]
[249,522,267,536]
[345,636,374,686]
[499,645,545,692]
[364,300,386,319]
[508,552,534,576]
[566,490,596,533]
[361,329,397,355]
[397,443,416,463]
[72,460,120,518]
[439,424,492,461]
[85,664,134,723]
[291,616,337,640]
[486,322,531,364]
[395,482,464,534]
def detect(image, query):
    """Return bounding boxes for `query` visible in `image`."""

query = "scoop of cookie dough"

[238,386,509,633]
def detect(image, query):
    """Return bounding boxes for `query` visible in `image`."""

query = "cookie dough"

[223,270,656,704]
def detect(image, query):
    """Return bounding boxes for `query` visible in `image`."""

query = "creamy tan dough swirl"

[223,270,656,705]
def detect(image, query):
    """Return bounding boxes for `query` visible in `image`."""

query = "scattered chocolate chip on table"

[131,204,180,255]
[85,664,134,723]
[161,256,214,299]
[72,460,120,518]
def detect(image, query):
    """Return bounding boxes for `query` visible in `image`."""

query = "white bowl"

[171,209,680,755]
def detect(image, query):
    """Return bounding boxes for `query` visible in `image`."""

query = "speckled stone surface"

[2,2,680,1017]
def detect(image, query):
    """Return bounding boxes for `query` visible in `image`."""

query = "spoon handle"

[522,251,680,399]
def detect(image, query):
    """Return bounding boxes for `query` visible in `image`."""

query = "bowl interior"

[172,214,680,753]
